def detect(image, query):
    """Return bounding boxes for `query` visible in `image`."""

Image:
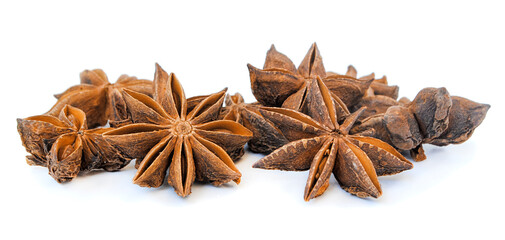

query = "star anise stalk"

[247,43,373,111]
[47,69,153,128]
[252,77,412,200]
[103,64,252,197]
[17,105,130,183]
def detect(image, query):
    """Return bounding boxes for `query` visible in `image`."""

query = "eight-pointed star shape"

[253,77,413,201]
[17,105,130,183]
[104,64,252,197]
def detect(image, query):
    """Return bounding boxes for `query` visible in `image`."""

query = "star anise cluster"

[17,64,252,197]
[16,43,490,201]
[244,43,490,200]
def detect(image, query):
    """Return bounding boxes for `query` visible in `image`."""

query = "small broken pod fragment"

[248,43,373,110]
[218,93,264,158]
[219,92,321,154]
[17,105,131,183]
[104,64,252,197]
[352,94,400,121]
[337,65,399,100]
[334,65,400,119]
[221,93,290,154]
[252,77,412,201]
[47,69,153,128]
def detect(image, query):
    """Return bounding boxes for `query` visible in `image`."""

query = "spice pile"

[17,43,490,200]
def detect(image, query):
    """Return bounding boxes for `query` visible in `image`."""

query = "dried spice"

[352,87,490,161]
[103,64,252,197]
[248,43,373,110]
[217,93,280,154]
[220,93,248,124]
[47,69,153,128]
[253,77,412,200]
[336,65,401,120]
[17,105,130,183]
[185,93,265,155]
[228,72,350,155]
[214,93,303,154]
[352,95,400,121]
[339,65,399,99]
[424,96,490,146]
[14,43,491,202]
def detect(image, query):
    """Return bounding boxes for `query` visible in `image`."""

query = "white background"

[1,1,504,239]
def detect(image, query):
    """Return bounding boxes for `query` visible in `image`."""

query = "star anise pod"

[253,77,412,201]
[216,93,291,154]
[352,87,452,161]
[426,96,490,146]
[352,94,400,121]
[338,65,399,99]
[352,87,490,161]
[184,93,258,157]
[103,64,252,197]
[332,65,401,120]
[17,105,131,183]
[247,43,372,110]
[219,93,252,125]
[218,83,350,155]
[218,93,278,155]
[47,69,153,128]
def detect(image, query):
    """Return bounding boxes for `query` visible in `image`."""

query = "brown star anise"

[352,87,490,161]
[339,65,399,99]
[103,64,252,197]
[247,43,372,110]
[218,93,276,155]
[352,87,453,161]
[17,105,130,183]
[218,83,350,155]
[216,93,292,154]
[219,93,251,125]
[426,96,490,146]
[335,65,401,120]
[253,77,413,201]
[47,69,153,128]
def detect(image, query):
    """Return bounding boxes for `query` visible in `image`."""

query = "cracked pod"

[17,105,131,183]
